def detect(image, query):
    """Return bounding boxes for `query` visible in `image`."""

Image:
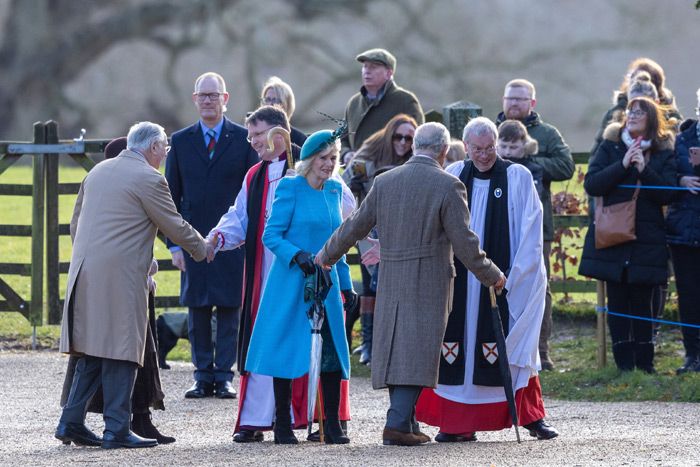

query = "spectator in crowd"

[317,122,505,446]
[56,122,208,449]
[416,117,557,442]
[444,139,466,167]
[579,97,677,373]
[666,87,700,374]
[342,113,418,365]
[591,57,681,157]
[340,48,424,358]
[166,72,258,400]
[496,119,544,200]
[496,78,574,370]
[244,128,356,445]
[341,48,424,165]
[260,76,307,147]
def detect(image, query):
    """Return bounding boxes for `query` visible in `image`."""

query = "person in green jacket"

[496,78,574,371]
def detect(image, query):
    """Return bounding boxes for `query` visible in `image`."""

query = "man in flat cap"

[340,48,424,361]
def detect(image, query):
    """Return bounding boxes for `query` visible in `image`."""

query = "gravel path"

[0,351,697,466]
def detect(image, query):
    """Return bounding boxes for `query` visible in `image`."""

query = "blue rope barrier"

[617,184,696,191]
[595,306,700,329]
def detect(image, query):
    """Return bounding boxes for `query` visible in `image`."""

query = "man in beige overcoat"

[317,122,505,446]
[56,122,210,449]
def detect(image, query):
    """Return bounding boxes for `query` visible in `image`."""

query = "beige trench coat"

[320,156,502,389]
[59,150,207,365]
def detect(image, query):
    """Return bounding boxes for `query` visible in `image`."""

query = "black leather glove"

[349,176,365,196]
[293,250,315,277]
[341,289,358,311]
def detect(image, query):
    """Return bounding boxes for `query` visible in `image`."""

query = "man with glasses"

[206,106,355,442]
[166,72,258,400]
[415,117,558,442]
[495,79,574,371]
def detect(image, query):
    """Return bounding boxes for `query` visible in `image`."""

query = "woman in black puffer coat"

[579,97,677,373]
[666,96,700,374]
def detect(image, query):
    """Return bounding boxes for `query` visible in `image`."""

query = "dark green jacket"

[341,79,424,155]
[497,111,574,240]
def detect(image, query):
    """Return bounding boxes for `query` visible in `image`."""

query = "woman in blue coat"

[245,129,356,445]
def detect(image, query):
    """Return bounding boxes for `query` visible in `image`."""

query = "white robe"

[208,160,356,426]
[436,160,546,404]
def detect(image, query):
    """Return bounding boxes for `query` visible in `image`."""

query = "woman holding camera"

[579,97,677,373]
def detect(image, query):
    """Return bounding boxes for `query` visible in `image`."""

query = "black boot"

[320,371,349,444]
[611,341,635,371]
[273,378,298,444]
[634,342,656,374]
[131,411,176,444]
[359,297,374,365]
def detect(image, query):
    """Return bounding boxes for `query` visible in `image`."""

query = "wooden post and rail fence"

[0,105,657,365]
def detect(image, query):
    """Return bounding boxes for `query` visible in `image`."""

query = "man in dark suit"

[166,72,258,399]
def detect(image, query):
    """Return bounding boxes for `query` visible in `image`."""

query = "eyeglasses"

[195,92,222,102]
[470,144,496,156]
[503,96,531,102]
[246,126,276,143]
[261,96,283,106]
[626,109,647,118]
[392,133,413,143]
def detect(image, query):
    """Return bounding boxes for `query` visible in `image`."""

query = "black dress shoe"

[101,431,158,449]
[233,429,264,443]
[523,419,559,440]
[215,381,237,399]
[55,422,102,447]
[184,381,214,399]
[435,431,477,442]
[131,412,175,444]
[676,356,700,375]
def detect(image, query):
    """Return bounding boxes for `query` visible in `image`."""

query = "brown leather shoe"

[413,430,431,444]
[382,427,425,446]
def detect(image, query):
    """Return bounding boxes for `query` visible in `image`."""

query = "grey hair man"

[316,121,505,446]
[496,79,574,370]
[56,121,209,449]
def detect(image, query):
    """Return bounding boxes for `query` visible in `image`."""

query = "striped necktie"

[206,129,216,159]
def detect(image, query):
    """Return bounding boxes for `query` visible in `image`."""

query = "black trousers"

[60,356,138,436]
[670,245,700,358]
[606,280,654,370]
[188,305,240,383]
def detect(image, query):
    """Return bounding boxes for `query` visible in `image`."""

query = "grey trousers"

[539,240,553,359]
[60,355,138,436]
[386,385,423,433]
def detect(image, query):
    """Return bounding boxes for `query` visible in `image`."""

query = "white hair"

[412,122,450,159]
[462,117,498,142]
[295,141,340,177]
[126,122,167,152]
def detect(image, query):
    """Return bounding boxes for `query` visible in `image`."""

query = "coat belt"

[380,243,446,261]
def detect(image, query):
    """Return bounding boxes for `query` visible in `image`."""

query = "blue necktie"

[207,129,216,159]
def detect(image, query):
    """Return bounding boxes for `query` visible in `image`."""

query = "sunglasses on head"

[392,133,413,143]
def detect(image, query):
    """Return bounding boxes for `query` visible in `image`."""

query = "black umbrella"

[489,286,521,443]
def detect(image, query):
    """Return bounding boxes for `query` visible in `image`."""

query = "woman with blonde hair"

[260,76,307,146]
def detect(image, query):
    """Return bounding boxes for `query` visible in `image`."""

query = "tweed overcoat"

[59,150,207,365]
[319,156,502,389]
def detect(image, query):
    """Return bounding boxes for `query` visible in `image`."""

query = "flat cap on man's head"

[356,48,397,71]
